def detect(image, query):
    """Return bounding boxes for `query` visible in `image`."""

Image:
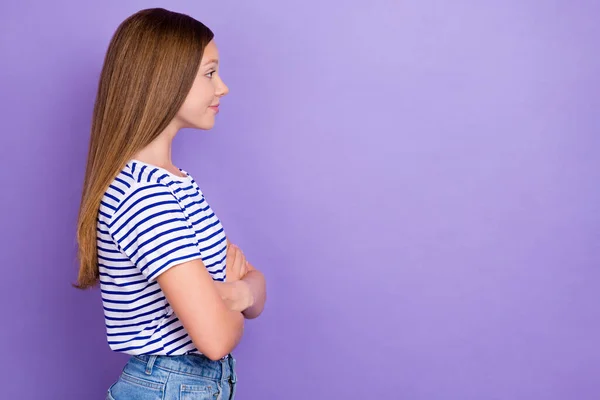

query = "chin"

[192,120,216,130]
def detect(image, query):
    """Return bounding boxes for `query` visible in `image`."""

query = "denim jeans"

[106,353,237,400]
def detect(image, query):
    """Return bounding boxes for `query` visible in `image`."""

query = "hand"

[214,280,255,312]
[225,241,248,282]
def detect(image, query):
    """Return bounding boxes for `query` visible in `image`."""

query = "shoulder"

[99,161,180,222]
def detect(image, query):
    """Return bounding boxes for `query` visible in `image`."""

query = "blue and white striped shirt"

[96,159,228,355]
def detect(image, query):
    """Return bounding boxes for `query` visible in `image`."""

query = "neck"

[132,122,180,169]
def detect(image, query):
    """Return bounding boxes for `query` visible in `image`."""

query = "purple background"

[1,1,599,399]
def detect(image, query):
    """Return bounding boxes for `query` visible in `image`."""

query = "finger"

[236,248,245,275]
[241,256,248,276]
[226,244,234,262]
[238,258,246,277]
[231,245,241,268]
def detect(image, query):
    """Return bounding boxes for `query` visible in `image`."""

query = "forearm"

[213,272,266,318]
[241,268,266,319]
[211,283,245,356]
[214,281,248,312]
[220,309,245,355]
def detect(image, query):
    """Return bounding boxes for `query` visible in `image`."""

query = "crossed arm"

[214,239,267,319]
[238,261,266,319]
[156,240,266,359]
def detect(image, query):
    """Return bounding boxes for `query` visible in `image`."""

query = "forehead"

[201,40,219,64]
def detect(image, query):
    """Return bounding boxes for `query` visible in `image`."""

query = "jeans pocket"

[180,381,216,400]
[109,371,165,399]
[106,380,117,400]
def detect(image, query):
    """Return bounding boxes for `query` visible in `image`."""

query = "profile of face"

[175,39,229,130]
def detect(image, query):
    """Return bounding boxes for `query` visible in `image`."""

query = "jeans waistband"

[133,353,236,382]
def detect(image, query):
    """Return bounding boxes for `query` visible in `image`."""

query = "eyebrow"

[202,58,219,66]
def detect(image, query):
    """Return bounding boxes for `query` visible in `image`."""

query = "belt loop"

[219,355,226,383]
[145,355,158,375]
[229,355,236,383]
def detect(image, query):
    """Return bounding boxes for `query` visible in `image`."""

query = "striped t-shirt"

[96,159,228,355]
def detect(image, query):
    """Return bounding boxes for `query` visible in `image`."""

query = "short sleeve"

[108,182,203,282]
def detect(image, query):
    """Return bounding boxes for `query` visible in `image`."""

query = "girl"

[74,8,267,399]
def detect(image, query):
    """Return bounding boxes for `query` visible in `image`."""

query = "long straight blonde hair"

[74,8,214,289]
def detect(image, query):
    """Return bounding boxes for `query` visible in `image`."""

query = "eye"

[205,70,215,78]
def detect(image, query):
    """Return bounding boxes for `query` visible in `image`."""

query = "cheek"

[179,86,213,116]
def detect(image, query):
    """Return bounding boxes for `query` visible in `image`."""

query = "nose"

[216,77,229,97]
[218,83,229,97]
